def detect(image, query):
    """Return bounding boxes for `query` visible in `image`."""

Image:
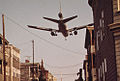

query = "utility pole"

[61,73,62,81]
[2,14,6,81]
[32,40,35,81]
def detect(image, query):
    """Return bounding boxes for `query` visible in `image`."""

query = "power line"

[54,73,77,80]
[45,63,82,69]
[3,14,82,56]
[53,73,77,76]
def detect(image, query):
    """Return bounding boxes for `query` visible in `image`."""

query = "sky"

[0,0,93,81]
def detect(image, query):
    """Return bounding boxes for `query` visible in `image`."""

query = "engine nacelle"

[51,32,55,36]
[74,31,78,35]
[51,32,57,36]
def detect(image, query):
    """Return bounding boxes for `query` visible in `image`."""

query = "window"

[98,68,100,81]
[118,0,120,11]
[104,59,107,72]
[97,58,107,81]
[92,30,94,45]
[0,60,2,74]
[0,37,2,44]
[93,54,95,67]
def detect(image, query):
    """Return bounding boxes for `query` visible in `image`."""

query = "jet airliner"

[27,5,93,39]
[27,11,93,38]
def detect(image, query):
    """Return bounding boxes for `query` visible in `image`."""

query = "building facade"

[0,34,20,81]
[47,72,57,81]
[20,59,56,81]
[109,0,120,80]
[88,0,120,81]
[84,27,96,81]
[20,60,40,81]
[83,55,89,81]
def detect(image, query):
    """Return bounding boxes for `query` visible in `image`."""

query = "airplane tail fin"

[43,17,59,23]
[63,15,78,23]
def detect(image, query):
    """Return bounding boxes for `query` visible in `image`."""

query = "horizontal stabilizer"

[63,15,78,23]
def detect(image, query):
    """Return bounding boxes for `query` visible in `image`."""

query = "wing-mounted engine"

[74,30,78,35]
[51,31,57,36]
[69,30,78,36]
[72,28,78,35]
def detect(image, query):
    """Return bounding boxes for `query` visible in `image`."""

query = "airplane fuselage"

[58,20,68,37]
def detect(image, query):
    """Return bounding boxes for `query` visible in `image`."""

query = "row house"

[88,0,120,81]
[83,26,96,81]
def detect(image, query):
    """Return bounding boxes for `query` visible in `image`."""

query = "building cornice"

[88,0,93,7]
[109,22,120,37]
[109,22,120,31]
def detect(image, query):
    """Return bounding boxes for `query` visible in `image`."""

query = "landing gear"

[70,32,73,36]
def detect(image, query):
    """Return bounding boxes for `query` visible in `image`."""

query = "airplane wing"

[63,15,78,23]
[68,23,94,32]
[27,25,59,32]
[43,17,59,23]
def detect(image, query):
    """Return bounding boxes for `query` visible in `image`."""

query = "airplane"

[27,2,94,39]
[27,12,93,38]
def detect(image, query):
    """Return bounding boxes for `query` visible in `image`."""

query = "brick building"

[0,34,20,81]
[88,0,120,81]
[20,59,56,81]
[20,60,40,81]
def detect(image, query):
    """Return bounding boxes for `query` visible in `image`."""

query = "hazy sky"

[0,0,93,81]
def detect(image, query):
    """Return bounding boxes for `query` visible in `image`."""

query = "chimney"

[25,59,30,63]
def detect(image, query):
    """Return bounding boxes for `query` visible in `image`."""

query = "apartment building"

[88,0,120,81]
[0,34,20,81]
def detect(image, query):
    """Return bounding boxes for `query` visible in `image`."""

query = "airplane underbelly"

[59,24,67,31]
[58,24,68,37]
[62,32,68,37]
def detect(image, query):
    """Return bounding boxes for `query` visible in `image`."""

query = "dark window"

[0,60,2,74]
[5,42,8,45]
[36,67,38,74]
[30,67,33,73]
[93,54,96,67]
[92,30,94,45]
[0,37,2,44]
[31,79,38,81]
